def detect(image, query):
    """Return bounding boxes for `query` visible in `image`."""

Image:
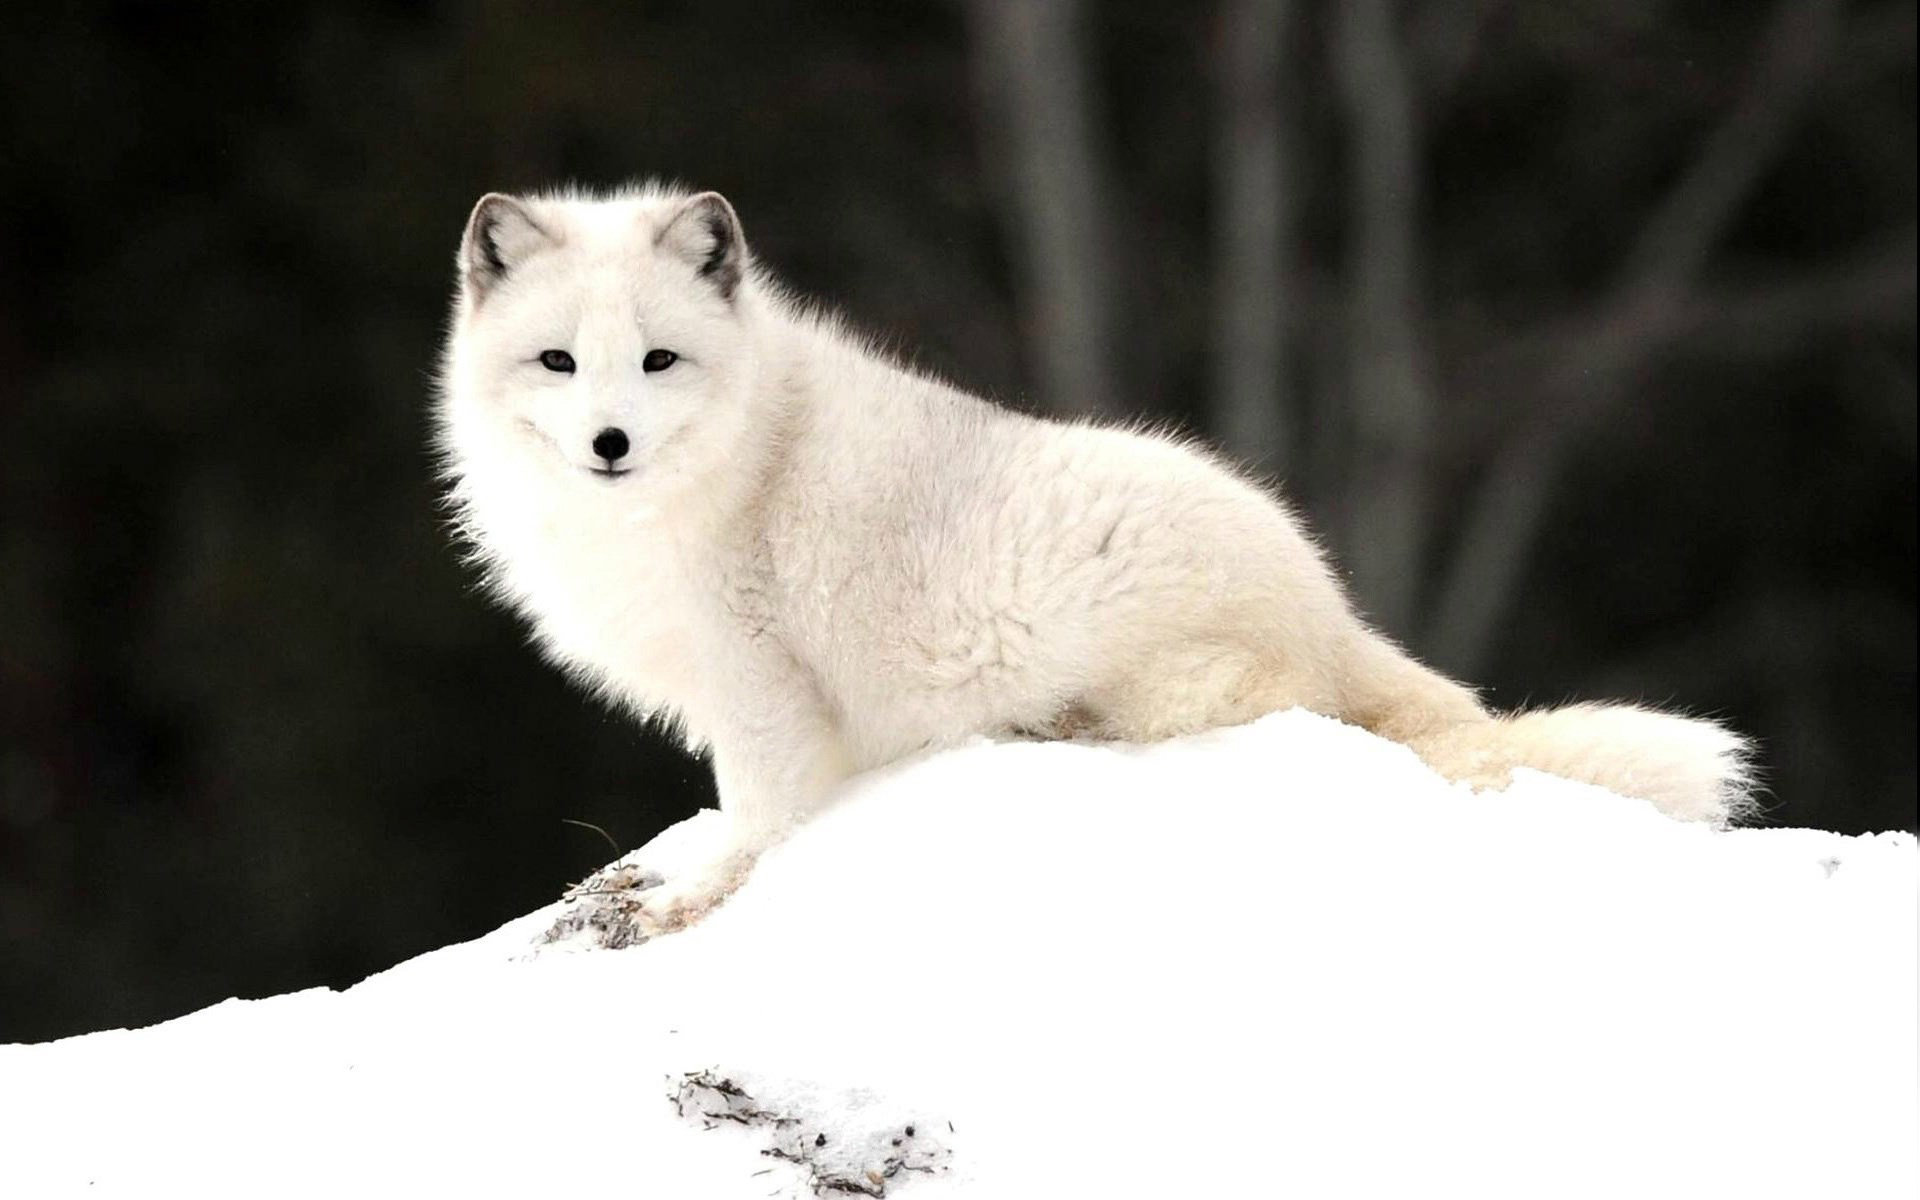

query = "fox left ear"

[656,191,746,302]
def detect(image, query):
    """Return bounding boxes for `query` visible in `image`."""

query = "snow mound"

[3,710,1915,1198]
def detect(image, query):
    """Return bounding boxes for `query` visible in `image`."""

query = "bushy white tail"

[1410,703,1756,825]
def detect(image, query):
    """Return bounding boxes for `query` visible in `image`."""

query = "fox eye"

[538,350,575,373]
[642,349,679,373]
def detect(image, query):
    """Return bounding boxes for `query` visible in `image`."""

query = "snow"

[3,709,1914,1198]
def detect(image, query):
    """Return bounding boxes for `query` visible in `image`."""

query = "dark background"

[2,0,1912,1043]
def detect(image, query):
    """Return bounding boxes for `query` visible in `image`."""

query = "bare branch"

[1424,235,1911,686]
[1334,0,1437,636]
[964,0,1121,418]
[1469,227,1916,387]
[1616,0,1844,310]
[1425,0,1850,676]
[1210,0,1297,470]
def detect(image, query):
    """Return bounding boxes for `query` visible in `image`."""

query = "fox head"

[437,186,763,531]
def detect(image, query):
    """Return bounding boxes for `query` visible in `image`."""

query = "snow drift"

[3,710,1914,1198]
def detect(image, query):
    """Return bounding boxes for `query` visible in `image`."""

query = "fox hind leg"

[1074,640,1343,743]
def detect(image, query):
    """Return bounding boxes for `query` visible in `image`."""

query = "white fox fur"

[436,183,1753,934]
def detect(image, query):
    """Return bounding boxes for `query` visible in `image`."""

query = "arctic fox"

[436,183,1752,937]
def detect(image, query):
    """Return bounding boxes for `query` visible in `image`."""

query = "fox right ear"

[459,193,554,300]
[656,191,746,302]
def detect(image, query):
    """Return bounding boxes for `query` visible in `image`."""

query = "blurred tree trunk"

[1209,0,1297,472]
[1425,0,1846,677]
[965,0,1121,418]
[1333,0,1434,638]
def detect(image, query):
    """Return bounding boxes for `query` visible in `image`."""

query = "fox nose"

[591,427,630,463]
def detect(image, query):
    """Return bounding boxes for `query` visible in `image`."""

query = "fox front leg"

[679,656,857,891]
[633,690,852,936]
[549,649,851,948]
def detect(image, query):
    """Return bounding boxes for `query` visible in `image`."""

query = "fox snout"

[590,427,631,478]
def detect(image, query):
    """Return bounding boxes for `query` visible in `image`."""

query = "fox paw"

[536,855,746,951]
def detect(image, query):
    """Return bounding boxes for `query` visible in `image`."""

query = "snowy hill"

[3,710,1915,1198]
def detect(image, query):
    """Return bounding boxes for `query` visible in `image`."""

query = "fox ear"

[656,191,746,301]
[460,193,554,300]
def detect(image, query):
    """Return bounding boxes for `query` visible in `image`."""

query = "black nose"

[591,428,630,462]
